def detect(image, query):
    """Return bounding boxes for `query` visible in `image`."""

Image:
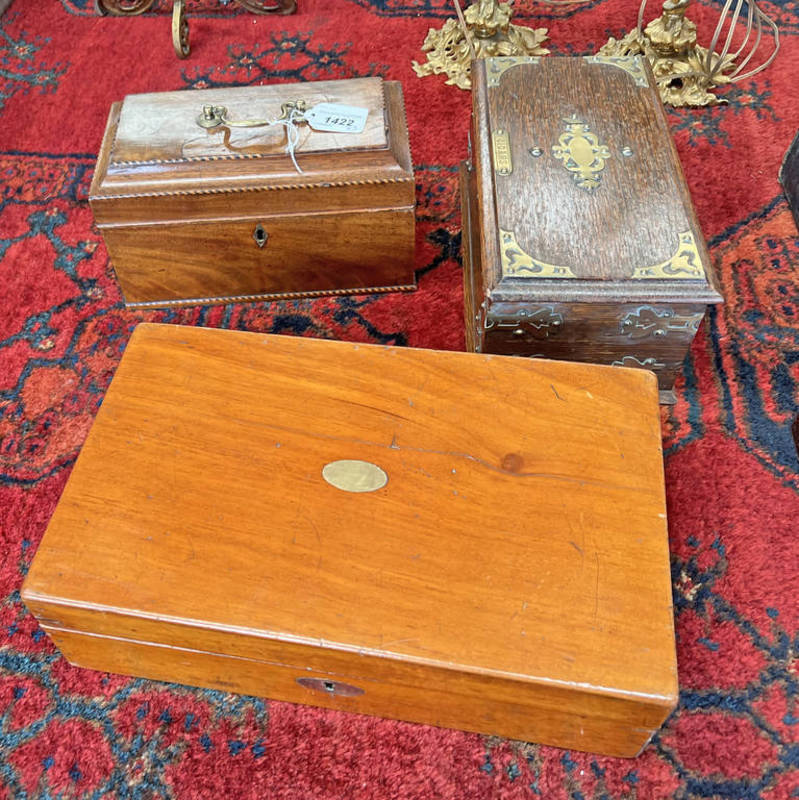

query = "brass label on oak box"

[492,130,513,176]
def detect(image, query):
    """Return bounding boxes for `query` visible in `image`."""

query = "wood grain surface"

[102,208,415,304]
[461,159,481,353]
[44,627,669,758]
[112,78,387,163]
[469,57,721,302]
[486,58,706,282]
[91,82,413,216]
[463,57,723,400]
[23,324,677,756]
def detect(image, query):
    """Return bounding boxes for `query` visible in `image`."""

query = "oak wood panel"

[482,300,705,393]
[43,626,670,758]
[461,157,702,390]
[469,57,722,303]
[485,278,722,305]
[489,59,700,281]
[463,57,723,400]
[470,75,502,299]
[101,208,415,304]
[23,324,677,756]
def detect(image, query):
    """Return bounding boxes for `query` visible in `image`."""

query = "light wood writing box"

[22,323,677,757]
[461,56,723,403]
[89,78,415,307]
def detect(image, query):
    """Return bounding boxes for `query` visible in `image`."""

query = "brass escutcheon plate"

[552,115,611,192]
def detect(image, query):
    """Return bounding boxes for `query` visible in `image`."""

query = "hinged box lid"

[90,78,413,223]
[23,324,677,738]
[471,56,722,304]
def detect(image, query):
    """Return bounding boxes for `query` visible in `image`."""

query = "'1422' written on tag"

[305,103,369,134]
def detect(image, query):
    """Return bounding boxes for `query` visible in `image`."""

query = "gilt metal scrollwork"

[500,230,578,279]
[172,0,189,59]
[619,306,704,340]
[485,305,564,339]
[237,0,297,12]
[485,56,542,88]
[552,115,612,193]
[611,355,666,370]
[95,0,295,59]
[631,231,705,279]
[502,228,706,281]
[411,5,548,92]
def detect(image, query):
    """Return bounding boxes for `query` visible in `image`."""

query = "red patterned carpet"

[2,1,799,798]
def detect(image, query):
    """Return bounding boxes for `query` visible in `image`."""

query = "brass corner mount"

[412,0,549,90]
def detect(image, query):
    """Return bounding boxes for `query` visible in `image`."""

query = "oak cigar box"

[461,55,723,403]
[23,323,677,758]
[89,78,415,307]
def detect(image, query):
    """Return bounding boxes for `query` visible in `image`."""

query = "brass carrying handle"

[196,99,308,130]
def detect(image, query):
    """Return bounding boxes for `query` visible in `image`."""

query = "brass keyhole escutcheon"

[253,224,268,248]
[296,677,365,697]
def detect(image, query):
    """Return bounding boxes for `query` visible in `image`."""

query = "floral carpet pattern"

[1,0,798,798]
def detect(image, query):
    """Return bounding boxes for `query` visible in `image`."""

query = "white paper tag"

[305,103,368,134]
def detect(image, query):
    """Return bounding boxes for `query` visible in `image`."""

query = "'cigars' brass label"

[492,129,513,176]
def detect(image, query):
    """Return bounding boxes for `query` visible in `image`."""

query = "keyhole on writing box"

[253,224,268,248]
[323,681,336,693]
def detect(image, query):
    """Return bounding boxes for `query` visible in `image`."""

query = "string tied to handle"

[196,99,308,174]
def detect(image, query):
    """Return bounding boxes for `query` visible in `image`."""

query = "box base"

[43,624,666,759]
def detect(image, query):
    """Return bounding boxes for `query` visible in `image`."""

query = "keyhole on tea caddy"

[323,681,336,693]
[253,224,268,248]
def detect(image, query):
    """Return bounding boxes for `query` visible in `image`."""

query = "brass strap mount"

[196,100,308,130]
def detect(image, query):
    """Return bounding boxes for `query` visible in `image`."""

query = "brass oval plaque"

[322,460,388,493]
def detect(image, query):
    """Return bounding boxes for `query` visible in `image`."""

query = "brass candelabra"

[412,0,549,90]
[599,0,779,106]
